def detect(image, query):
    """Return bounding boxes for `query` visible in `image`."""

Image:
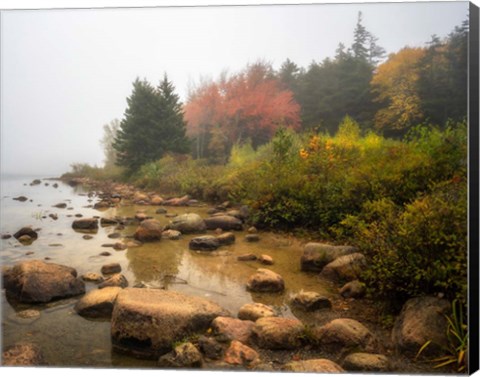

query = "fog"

[0,0,469,176]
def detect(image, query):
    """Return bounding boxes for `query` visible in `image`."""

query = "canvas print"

[1,0,477,374]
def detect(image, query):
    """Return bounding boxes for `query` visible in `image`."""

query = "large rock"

[158,342,203,368]
[320,253,366,282]
[211,316,255,344]
[204,215,243,231]
[72,218,99,231]
[342,352,390,372]
[313,318,378,353]
[2,342,46,366]
[391,296,450,357]
[189,235,220,251]
[284,359,344,373]
[13,227,38,241]
[246,268,285,293]
[167,213,206,234]
[2,260,85,303]
[252,317,304,349]
[74,286,122,318]
[111,288,228,359]
[134,219,163,242]
[163,195,190,206]
[290,291,332,311]
[224,340,260,366]
[301,243,357,272]
[237,303,276,321]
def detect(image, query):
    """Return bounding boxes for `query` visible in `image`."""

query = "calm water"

[1,174,334,367]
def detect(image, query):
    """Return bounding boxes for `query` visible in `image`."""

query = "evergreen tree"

[113,76,189,173]
[352,12,370,60]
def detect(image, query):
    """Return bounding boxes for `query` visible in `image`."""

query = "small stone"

[237,303,276,321]
[258,254,274,265]
[98,273,128,289]
[83,235,93,240]
[49,214,58,220]
[75,213,83,218]
[246,268,285,293]
[1,234,12,239]
[189,235,220,251]
[101,263,121,275]
[162,230,182,240]
[252,317,304,350]
[247,226,257,234]
[155,207,167,214]
[224,340,260,366]
[99,251,111,256]
[81,273,104,283]
[237,253,257,261]
[211,316,255,343]
[2,342,46,366]
[245,234,260,242]
[108,232,121,239]
[52,203,67,209]
[339,280,366,299]
[216,232,235,245]
[284,359,344,373]
[13,196,28,202]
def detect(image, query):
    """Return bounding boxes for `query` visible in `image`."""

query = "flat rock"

[320,253,366,282]
[290,291,332,311]
[98,273,128,289]
[237,303,276,321]
[224,340,260,366]
[167,213,206,234]
[74,286,122,318]
[284,359,344,373]
[342,352,390,372]
[189,235,219,251]
[204,215,243,231]
[211,316,255,343]
[301,243,357,272]
[111,288,229,359]
[2,260,85,303]
[2,342,46,366]
[252,317,304,349]
[134,219,163,242]
[246,268,285,292]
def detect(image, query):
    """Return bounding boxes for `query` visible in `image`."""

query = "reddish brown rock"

[224,340,260,366]
[211,316,255,343]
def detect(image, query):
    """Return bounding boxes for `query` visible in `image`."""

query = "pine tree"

[352,12,369,61]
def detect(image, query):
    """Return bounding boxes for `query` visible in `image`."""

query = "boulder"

[313,318,378,353]
[211,316,255,343]
[161,230,181,240]
[134,219,163,242]
[339,280,366,299]
[204,215,243,231]
[163,195,190,206]
[74,286,122,318]
[391,296,450,357]
[197,336,223,360]
[320,253,366,282]
[216,232,236,245]
[290,291,332,311]
[237,303,276,322]
[224,340,260,366]
[342,353,390,372]
[246,268,285,293]
[111,288,228,358]
[101,263,122,275]
[167,213,206,234]
[150,195,164,206]
[72,218,99,231]
[300,243,357,272]
[258,254,274,265]
[158,342,203,368]
[189,235,220,251]
[2,342,46,366]
[284,359,344,373]
[252,317,304,349]
[98,274,128,289]
[2,260,85,303]
[237,253,257,261]
[13,227,38,241]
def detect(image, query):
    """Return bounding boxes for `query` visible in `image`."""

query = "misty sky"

[0,1,470,176]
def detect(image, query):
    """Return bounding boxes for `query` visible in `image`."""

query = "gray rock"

[167,213,206,234]
[189,235,220,251]
[320,253,367,282]
[204,215,243,231]
[290,291,332,311]
[301,243,357,272]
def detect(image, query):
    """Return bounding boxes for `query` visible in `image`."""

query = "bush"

[62,163,125,182]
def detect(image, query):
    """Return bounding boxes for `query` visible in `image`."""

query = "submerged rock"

[98,273,128,289]
[216,232,236,245]
[13,227,38,241]
[162,229,181,240]
[2,342,46,366]
[101,263,122,275]
[13,196,28,202]
[245,234,260,242]
[237,253,257,261]
[111,288,228,359]
[246,268,285,293]
[3,260,85,303]
[81,273,104,283]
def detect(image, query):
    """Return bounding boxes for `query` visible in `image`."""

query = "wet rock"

[113,242,127,251]
[342,352,390,372]
[111,288,228,359]
[198,336,223,360]
[9,309,41,325]
[167,213,206,234]
[161,229,181,240]
[74,286,122,318]
[224,340,260,366]
[53,183,59,188]
[291,291,332,311]
[134,219,163,242]
[237,253,257,261]
[339,280,366,299]
[94,200,112,209]
[189,235,220,251]
[150,195,164,206]
[158,342,203,368]
[246,268,285,293]
[216,232,235,245]
[163,195,190,206]
[320,253,367,282]
[101,217,118,226]
[13,227,38,241]
[49,214,58,220]
[252,317,304,349]
[72,218,99,231]
[284,359,344,373]
[52,202,67,209]
[2,260,85,303]
[101,263,121,275]
[392,296,450,357]
[313,318,378,353]
[2,342,46,366]
[258,254,274,265]
[204,215,243,231]
[108,232,121,239]
[13,196,28,202]
[82,234,94,240]
[81,273,104,283]
[98,273,128,289]
[74,213,83,218]
[212,316,255,344]
[245,234,260,242]
[30,179,42,186]
[1,233,12,239]
[237,303,276,321]
[301,243,357,272]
